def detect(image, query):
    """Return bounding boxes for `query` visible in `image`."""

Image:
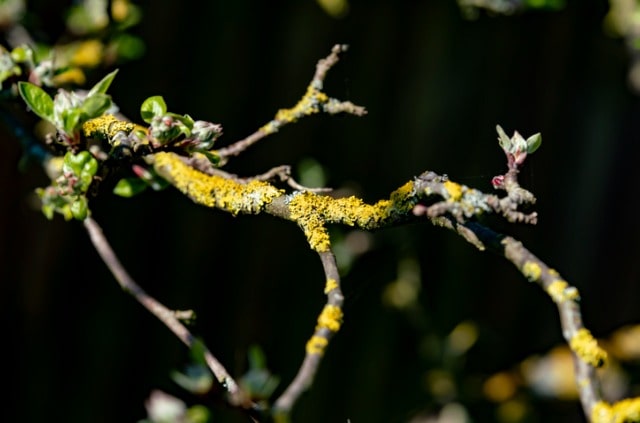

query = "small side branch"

[82,217,251,408]
[272,251,344,421]
[413,170,538,224]
[215,44,366,165]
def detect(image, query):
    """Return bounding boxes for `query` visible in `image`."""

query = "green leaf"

[18,82,54,122]
[171,365,213,395]
[70,197,89,220]
[11,45,32,63]
[62,109,82,134]
[174,113,195,130]
[42,203,55,220]
[526,133,542,154]
[81,93,111,119]
[64,151,91,175]
[61,204,74,221]
[87,69,119,98]
[113,177,148,197]
[83,157,99,177]
[495,124,511,151]
[140,95,167,123]
[195,150,220,166]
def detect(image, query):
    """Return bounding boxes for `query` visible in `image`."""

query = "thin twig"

[176,154,331,192]
[215,129,267,165]
[215,44,365,165]
[272,251,344,420]
[82,217,251,408]
[240,165,333,192]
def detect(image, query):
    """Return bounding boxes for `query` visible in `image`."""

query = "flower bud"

[192,120,222,149]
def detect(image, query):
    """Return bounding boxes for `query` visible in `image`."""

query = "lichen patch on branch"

[547,279,580,304]
[153,152,282,214]
[570,328,608,368]
[316,305,343,332]
[522,261,542,281]
[324,278,339,294]
[82,114,145,139]
[306,335,329,355]
[261,85,329,135]
[287,181,416,251]
[443,180,463,201]
[592,398,640,423]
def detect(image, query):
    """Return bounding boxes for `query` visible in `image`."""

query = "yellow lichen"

[324,278,338,294]
[306,335,329,355]
[547,280,580,303]
[570,328,608,368]
[522,261,542,281]
[548,268,560,277]
[316,305,343,332]
[82,114,145,139]
[153,152,283,214]
[287,181,415,251]
[592,398,640,423]
[260,85,330,134]
[593,401,614,423]
[288,185,412,251]
[443,180,463,201]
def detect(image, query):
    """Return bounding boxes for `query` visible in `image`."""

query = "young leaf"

[62,109,82,134]
[195,150,220,165]
[18,82,54,121]
[113,177,148,197]
[140,95,167,123]
[87,69,119,97]
[42,203,55,220]
[70,197,89,220]
[11,45,32,63]
[526,133,542,154]
[63,151,91,175]
[81,93,112,119]
[175,113,195,130]
[496,124,511,151]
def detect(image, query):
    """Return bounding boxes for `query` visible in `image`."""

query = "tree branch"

[272,250,344,421]
[215,44,366,165]
[82,217,253,409]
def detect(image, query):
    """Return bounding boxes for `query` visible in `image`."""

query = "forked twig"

[82,217,251,408]
[215,44,366,164]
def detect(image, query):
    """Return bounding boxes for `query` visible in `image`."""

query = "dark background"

[2,0,640,422]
